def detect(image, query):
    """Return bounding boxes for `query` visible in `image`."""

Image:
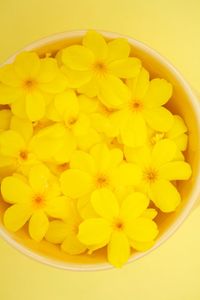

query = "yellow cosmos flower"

[0,116,39,174]
[78,188,158,267]
[1,164,69,241]
[109,67,173,147]
[60,30,141,108]
[124,139,192,212]
[45,200,87,255]
[0,52,67,121]
[60,143,142,218]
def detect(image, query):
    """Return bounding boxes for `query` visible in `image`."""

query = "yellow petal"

[0,109,12,130]
[10,116,33,143]
[0,156,15,168]
[78,218,111,245]
[39,72,67,93]
[61,65,91,88]
[152,139,177,167]
[1,176,32,204]
[167,115,187,138]
[108,231,130,268]
[121,192,149,220]
[14,52,40,79]
[62,45,94,70]
[107,38,130,62]
[126,217,158,242]
[111,163,142,187]
[76,128,102,151]
[78,94,99,113]
[144,107,173,132]
[98,75,130,108]
[173,134,188,151]
[4,203,32,232]
[28,211,49,242]
[26,91,45,121]
[0,130,25,157]
[72,114,90,136]
[141,208,158,219]
[11,96,27,118]
[77,196,98,219]
[53,130,76,164]
[0,64,21,87]
[143,78,173,108]
[91,188,119,219]
[45,220,68,244]
[0,83,22,104]
[124,145,151,167]
[29,164,50,192]
[90,143,111,172]
[150,179,181,212]
[159,161,192,181]
[77,77,98,97]
[45,196,70,219]
[70,150,95,174]
[109,57,141,78]
[130,240,155,251]
[126,67,150,99]
[37,57,58,83]
[54,89,79,118]
[83,30,108,59]
[120,113,147,147]
[61,235,87,255]
[60,169,93,198]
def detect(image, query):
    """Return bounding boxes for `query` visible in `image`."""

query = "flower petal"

[167,115,187,138]
[70,150,95,174]
[90,143,111,172]
[124,145,151,167]
[26,91,45,121]
[76,128,102,151]
[98,75,130,108]
[111,163,142,187]
[173,134,188,151]
[1,176,32,204]
[10,116,33,143]
[72,114,90,136]
[11,96,27,118]
[37,58,58,83]
[78,218,111,245]
[91,188,119,219]
[121,192,149,220]
[109,57,141,78]
[77,196,98,219]
[0,130,25,157]
[14,52,40,79]
[28,211,49,242]
[150,179,181,212]
[61,235,87,255]
[152,139,177,167]
[77,77,98,97]
[45,196,70,219]
[107,38,130,62]
[45,220,68,244]
[60,169,93,198]
[0,109,12,130]
[39,72,67,94]
[78,94,99,113]
[61,66,91,88]
[54,89,79,118]
[62,45,94,70]
[141,208,158,219]
[126,67,150,99]
[29,164,50,192]
[159,161,192,181]
[108,231,130,268]
[126,217,158,242]
[120,113,147,147]
[144,107,173,132]
[0,83,22,104]
[4,203,32,231]
[143,78,173,108]
[0,64,21,87]
[83,30,108,59]
[130,240,155,251]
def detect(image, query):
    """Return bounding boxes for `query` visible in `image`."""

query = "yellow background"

[1,0,200,299]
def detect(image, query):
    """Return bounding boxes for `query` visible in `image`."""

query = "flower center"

[92,61,107,76]
[23,79,37,91]
[33,194,45,208]
[150,132,165,146]
[113,218,124,231]
[130,100,143,112]
[143,167,158,184]
[101,105,116,116]
[66,116,78,127]
[57,162,69,172]
[19,150,28,161]
[95,174,109,188]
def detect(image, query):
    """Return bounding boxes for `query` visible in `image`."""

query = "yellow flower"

[0,109,12,132]
[78,188,158,267]
[0,116,39,174]
[125,139,192,212]
[60,30,141,108]
[0,52,67,121]
[1,164,69,241]
[45,200,87,255]
[109,67,173,147]
[60,143,142,218]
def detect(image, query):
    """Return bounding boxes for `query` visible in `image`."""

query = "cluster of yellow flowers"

[0,31,192,267]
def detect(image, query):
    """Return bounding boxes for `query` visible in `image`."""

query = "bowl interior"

[0,31,200,270]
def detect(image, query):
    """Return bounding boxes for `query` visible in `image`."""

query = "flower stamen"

[95,174,109,188]
[143,168,158,184]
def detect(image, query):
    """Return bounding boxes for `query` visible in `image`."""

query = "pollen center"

[19,150,28,161]
[95,174,109,188]
[113,219,124,231]
[57,162,69,172]
[33,194,45,208]
[130,100,143,112]
[66,116,77,127]
[23,79,37,91]
[143,168,158,183]
[92,61,107,76]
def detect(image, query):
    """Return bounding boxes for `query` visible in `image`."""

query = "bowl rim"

[1,29,200,271]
